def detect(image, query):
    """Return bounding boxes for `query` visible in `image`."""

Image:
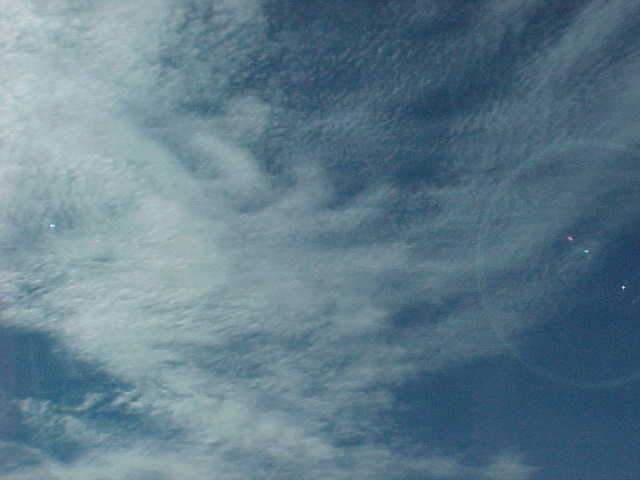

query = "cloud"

[482,452,540,480]
[0,0,596,478]
[409,450,538,480]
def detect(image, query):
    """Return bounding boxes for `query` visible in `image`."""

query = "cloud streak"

[8,0,640,478]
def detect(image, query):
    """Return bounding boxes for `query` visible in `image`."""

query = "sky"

[1,0,640,479]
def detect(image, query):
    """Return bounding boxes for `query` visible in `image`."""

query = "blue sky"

[1,0,640,479]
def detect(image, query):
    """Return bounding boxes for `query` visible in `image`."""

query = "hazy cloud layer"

[3,0,639,478]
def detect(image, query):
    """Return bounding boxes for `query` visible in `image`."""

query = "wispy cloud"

[14,0,640,477]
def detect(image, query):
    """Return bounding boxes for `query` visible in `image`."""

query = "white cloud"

[482,452,540,480]
[0,0,556,479]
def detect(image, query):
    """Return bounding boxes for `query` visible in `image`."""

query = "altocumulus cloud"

[13,0,640,478]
